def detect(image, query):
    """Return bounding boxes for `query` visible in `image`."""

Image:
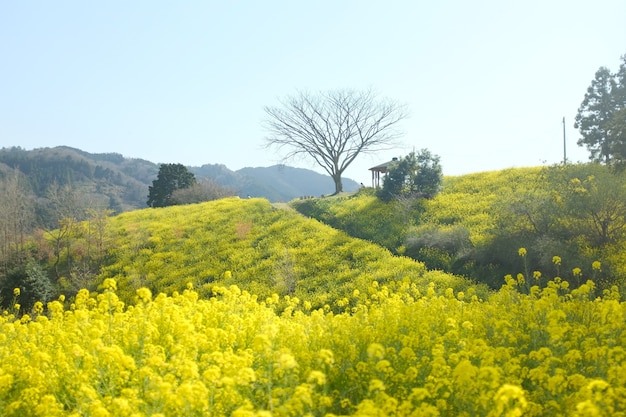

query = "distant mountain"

[192,164,360,202]
[0,146,360,213]
[0,146,156,213]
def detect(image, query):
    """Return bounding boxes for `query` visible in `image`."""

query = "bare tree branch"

[263,89,408,194]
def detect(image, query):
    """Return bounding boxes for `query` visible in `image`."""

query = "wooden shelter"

[369,157,399,188]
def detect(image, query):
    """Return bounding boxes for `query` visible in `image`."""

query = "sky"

[1,1,625,185]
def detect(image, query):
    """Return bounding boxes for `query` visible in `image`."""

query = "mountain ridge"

[0,146,360,211]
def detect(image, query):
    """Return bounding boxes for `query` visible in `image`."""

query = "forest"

[0,161,625,415]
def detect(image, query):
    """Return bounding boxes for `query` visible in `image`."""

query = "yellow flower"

[102,278,117,291]
[367,343,386,360]
[13,288,20,296]
[533,271,542,280]
[369,378,386,393]
[573,268,582,277]
[493,384,528,416]
[224,270,232,279]
[318,349,335,366]
[307,370,327,386]
[136,287,152,303]
[14,303,20,311]
[518,248,527,257]
[592,261,601,271]
[276,352,298,370]
[33,301,44,314]
[552,256,561,266]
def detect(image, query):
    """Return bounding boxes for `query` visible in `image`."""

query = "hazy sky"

[2,1,625,185]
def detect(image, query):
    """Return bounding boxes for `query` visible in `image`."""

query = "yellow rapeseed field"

[1,274,624,416]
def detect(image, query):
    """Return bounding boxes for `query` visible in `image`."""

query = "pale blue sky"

[1,1,625,184]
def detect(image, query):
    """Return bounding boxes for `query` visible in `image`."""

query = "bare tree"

[44,182,86,279]
[171,178,234,205]
[0,170,35,269]
[263,89,408,194]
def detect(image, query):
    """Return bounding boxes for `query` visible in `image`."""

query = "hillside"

[0,146,360,213]
[95,197,485,309]
[291,164,626,291]
[2,194,625,415]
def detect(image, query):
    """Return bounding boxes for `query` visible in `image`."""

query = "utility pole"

[562,116,567,165]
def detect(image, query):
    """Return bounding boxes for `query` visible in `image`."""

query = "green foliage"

[404,224,472,271]
[146,163,196,208]
[292,190,410,252]
[24,259,54,305]
[435,165,626,289]
[413,149,443,198]
[0,257,54,310]
[377,149,442,202]
[575,53,626,165]
[609,107,626,169]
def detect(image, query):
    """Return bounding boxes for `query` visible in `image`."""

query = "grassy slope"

[97,197,489,310]
[424,167,544,243]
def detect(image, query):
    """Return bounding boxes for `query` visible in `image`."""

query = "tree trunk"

[332,174,343,195]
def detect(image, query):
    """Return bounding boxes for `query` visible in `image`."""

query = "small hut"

[369,157,399,188]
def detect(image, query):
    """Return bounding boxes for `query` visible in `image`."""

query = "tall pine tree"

[575,54,626,165]
[147,163,196,208]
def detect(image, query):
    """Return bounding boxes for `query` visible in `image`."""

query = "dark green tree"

[147,163,196,208]
[575,54,626,164]
[377,149,442,202]
[377,155,416,201]
[25,259,55,304]
[609,107,626,167]
[609,57,626,168]
[413,149,443,199]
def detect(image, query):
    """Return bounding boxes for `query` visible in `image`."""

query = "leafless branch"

[263,89,408,194]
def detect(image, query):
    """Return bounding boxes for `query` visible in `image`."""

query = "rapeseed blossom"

[0,273,624,416]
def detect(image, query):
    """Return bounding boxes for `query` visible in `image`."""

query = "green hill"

[292,164,626,291]
[2,180,625,415]
[93,197,487,310]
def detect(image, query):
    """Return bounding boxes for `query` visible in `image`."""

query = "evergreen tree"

[147,163,196,208]
[608,56,626,168]
[575,54,626,164]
